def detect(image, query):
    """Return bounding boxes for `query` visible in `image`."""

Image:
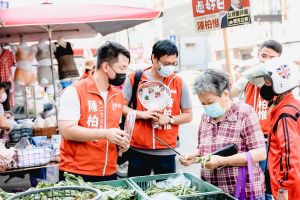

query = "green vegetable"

[4,173,136,200]
[145,184,197,197]
[194,155,211,167]
[0,188,14,200]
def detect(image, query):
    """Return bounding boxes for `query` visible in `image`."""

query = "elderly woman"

[180,70,266,199]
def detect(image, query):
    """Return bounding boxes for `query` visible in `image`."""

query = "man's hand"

[119,145,129,153]
[277,189,288,200]
[105,128,129,148]
[152,113,170,126]
[138,109,161,120]
[179,153,196,167]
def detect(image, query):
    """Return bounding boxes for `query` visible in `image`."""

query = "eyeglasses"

[159,60,178,67]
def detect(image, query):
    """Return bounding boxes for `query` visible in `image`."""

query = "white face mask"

[157,64,175,78]
[0,92,7,103]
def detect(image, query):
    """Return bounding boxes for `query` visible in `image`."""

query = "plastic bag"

[124,110,136,149]
[15,137,31,149]
[32,136,48,146]
[155,174,191,189]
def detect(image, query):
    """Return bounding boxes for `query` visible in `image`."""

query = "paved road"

[176,93,202,176]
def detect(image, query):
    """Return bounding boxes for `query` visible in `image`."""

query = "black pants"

[128,149,176,177]
[59,170,117,182]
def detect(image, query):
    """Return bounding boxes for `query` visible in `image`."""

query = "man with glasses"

[58,42,130,182]
[122,40,193,177]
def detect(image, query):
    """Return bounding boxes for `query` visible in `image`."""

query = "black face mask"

[260,85,275,101]
[109,73,126,86]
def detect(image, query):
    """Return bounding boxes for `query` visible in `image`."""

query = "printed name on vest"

[112,102,122,110]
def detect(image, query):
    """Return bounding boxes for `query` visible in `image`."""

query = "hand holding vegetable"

[202,155,223,170]
[179,153,197,166]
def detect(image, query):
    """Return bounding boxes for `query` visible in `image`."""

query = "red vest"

[129,69,183,149]
[59,77,123,176]
[245,83,270,134]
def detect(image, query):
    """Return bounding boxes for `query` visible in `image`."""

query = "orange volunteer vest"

[59,77,124,176]
[245,83,270,134]
[129,68,182,149]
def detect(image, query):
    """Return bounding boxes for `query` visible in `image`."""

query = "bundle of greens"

[145,184,197,197]
[0,188,13,200]
[144,174,198,197]
[0,173,136,200]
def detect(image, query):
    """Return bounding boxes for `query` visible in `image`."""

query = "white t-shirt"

[58,86,108,121]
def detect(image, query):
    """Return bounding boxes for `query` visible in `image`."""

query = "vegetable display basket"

[7,186,101,200]
[94,179,145,200]
[128,173,223,200]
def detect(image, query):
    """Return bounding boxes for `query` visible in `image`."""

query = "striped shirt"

[198,102,265,198]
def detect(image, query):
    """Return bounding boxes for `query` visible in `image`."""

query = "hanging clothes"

[0,48,15,110]
[54,42,79,80]
[36,44,58,85]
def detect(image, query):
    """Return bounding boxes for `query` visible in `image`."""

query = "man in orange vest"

[58,42,130,182]
[231,40,282,200]
[122,40,193,177]
[251,58,300,200]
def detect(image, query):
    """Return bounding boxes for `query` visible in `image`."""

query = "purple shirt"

[198,102,265,198]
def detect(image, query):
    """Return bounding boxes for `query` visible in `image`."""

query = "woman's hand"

[179,153,197,166]
[203,155,224,170]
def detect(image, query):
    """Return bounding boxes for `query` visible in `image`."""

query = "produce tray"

[94,179,144,200]
[128,173,222,200]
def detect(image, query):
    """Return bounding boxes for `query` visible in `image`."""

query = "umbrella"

[0,3,162,43]
[0,3,162,120]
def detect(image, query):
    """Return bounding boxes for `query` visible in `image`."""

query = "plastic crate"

[179,191,236,200]
[94,179,144,200]
[13,146,55,168]
[7,186,101,200]
[128,173,222,200]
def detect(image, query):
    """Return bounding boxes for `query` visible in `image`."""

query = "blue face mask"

[203,102,225,118]
[158,64,175,77]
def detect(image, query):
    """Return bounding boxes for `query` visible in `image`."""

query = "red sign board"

[192,0,251,31]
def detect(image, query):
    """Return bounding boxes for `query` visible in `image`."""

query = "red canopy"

[0,3,162,43]
[73,48,97,57]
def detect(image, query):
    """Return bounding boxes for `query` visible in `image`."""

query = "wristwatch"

[168,115,174,124]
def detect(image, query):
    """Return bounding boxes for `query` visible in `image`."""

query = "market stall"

[0,2,162,189]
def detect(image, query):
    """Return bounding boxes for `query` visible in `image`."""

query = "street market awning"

[0,3,162,43]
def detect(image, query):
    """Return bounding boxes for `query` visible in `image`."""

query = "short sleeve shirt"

[58,86,108,122]
[198,102,265,198]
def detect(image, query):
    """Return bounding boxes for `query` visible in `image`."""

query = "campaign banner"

[192,0,251,32]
